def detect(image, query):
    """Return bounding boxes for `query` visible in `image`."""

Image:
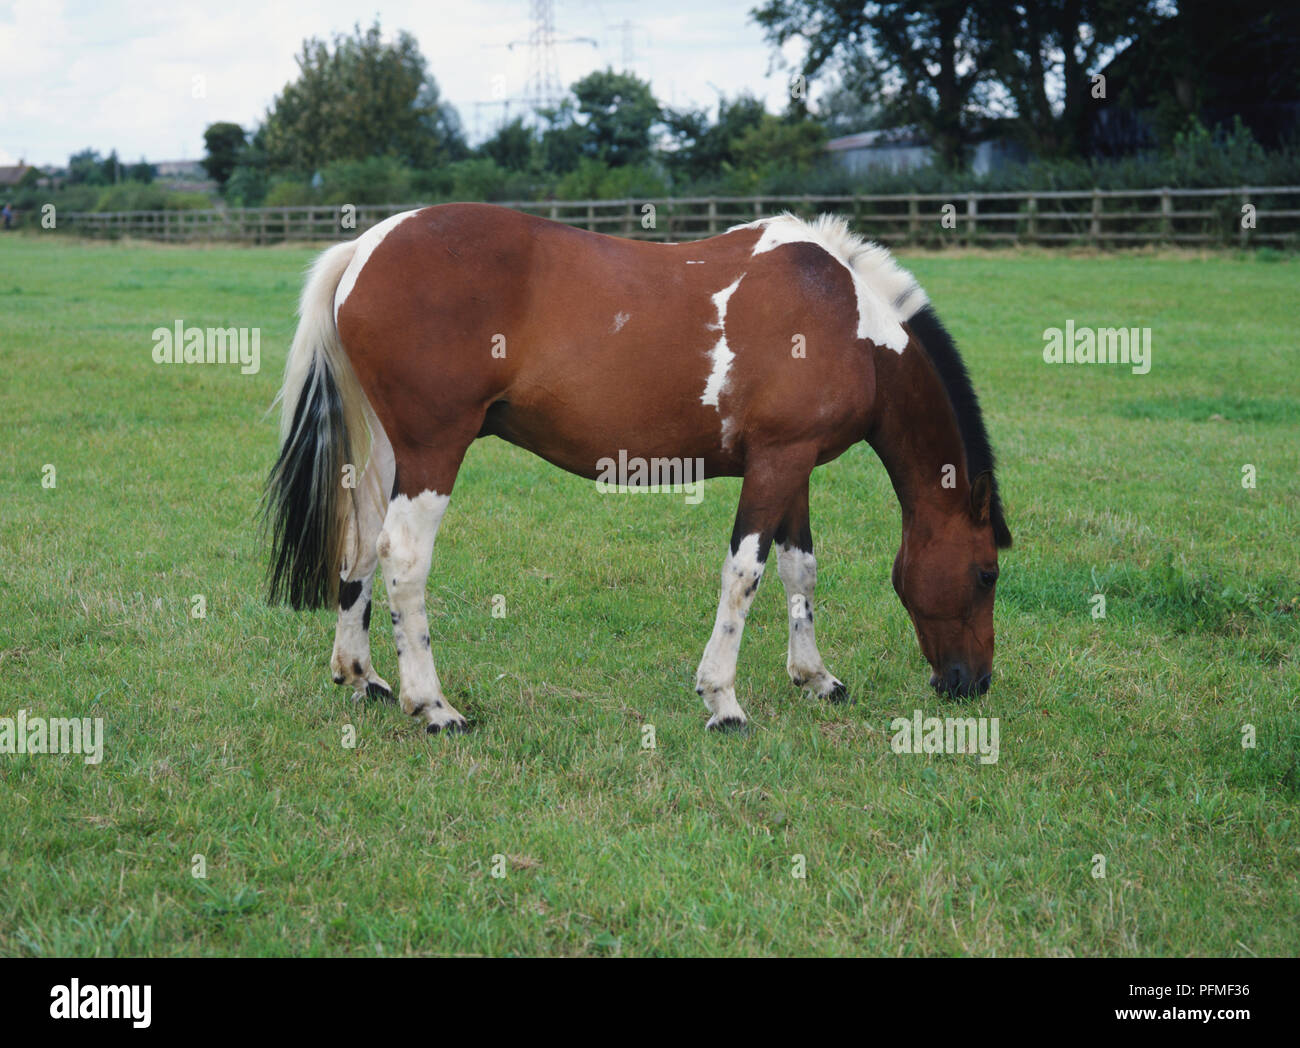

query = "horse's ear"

[970,471,993,525]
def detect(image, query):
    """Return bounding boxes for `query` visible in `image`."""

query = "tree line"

[12,5,1300,217]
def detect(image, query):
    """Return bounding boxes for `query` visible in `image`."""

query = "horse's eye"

[978,570,998,589]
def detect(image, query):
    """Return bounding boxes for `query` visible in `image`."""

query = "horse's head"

[892,471,1009,697]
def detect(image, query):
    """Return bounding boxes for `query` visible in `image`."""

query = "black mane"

[906,305,1012,548]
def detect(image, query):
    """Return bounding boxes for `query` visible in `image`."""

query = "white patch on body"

[686,260,705,264]
[776,544,844,699]
[334,209,421,322]
[612,311,630,333]
[730,213,929,353]
[695,532,765,728]
[376,489,467,732]
[700,276,745,408]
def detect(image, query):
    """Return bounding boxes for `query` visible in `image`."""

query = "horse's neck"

[866,344,968,533]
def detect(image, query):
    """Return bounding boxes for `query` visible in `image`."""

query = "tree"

[99,150,122,184]
[816,80,885,137]
[481,117,536,173]
[538,101,586,174]
[752,1,1165,165]
[223,127,270,206]
[732,114,828,174]
[202,122,247,189]
[754,1,995,167]
[261,20,463,173]
[662,94,767,183]
[981,2,1163,157]
[67,149,107,186]
[570,69,661,167]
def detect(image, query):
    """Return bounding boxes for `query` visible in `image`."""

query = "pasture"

[1,233,1296,956]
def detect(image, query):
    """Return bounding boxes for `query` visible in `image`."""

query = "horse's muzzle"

[931,664,991,697]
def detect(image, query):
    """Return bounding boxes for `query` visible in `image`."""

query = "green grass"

[1,235,1297,957]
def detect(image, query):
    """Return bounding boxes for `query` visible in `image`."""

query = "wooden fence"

[56,186,1300,247]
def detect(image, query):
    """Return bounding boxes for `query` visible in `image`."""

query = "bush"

[94,183,168,212]
[163,192,213,211]
[439,158,534,202]
[553,158,668,200]
[264,179,314,206]
[318,156,414,205]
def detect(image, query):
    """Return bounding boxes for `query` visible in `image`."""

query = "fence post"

[966,193,977,244]
[624,199,634,236]
[586,203,595,231]
[1025,194,1037,244]
[754,197,763,220]
[1160,188,1172,243]
[1091,189,1102,245]
[707,199,718,234]
[1239,188,1251,247]
[907,194,918,243]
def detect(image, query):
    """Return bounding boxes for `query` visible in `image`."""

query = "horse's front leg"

[775,480,848,703]
[694,454,814,730]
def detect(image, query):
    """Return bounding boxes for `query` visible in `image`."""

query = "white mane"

[728,212,929,349]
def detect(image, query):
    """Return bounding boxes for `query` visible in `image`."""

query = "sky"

[0,0,809,167]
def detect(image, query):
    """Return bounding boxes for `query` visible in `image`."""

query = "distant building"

[0,160,34,188]
[154,159,206,179]
[152,158,215,193]
[825,128,1023,176]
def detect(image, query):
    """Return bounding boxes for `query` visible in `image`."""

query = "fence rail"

[53,186,1300,247]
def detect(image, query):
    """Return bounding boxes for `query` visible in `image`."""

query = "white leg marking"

[695,533,765,729]
[376,490,467,733]
[330,572,392,700]
[330,403,395,699]
[777,544,845,701]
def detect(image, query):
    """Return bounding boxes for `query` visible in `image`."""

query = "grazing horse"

[265,203,1011,733]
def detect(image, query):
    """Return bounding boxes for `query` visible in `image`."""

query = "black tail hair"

[262,356,350,609]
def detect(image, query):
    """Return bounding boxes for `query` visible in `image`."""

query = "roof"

[0,164,32,186]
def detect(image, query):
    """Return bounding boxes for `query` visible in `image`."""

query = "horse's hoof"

[826,681,850,704]
[426,717,469,735]
[706,715,748,732]
[365,681,394,702]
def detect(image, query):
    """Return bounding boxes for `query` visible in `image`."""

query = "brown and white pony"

[265,203,1011,733]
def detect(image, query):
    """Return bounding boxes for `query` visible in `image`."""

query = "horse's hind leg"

[377,432,478,734]
[695,452,815,730]
[330,411,395,701]
[775,480,847,703]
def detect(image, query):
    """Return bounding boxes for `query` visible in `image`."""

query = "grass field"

[1,233,1297,957]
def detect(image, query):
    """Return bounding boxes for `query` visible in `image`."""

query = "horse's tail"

[263,240,373,610]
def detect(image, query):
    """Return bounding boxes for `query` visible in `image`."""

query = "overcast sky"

[0,0,808,167]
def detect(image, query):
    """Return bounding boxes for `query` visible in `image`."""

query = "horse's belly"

[484,390,743,481]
